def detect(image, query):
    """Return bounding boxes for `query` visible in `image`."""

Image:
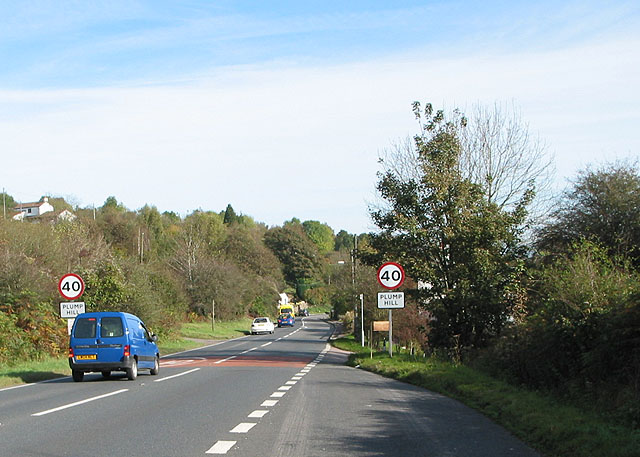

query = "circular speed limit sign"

[58,273,85,300]
[377,262,405,290]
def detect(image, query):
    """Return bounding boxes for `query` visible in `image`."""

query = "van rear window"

[74,318,96,338]
[100,317,124,338]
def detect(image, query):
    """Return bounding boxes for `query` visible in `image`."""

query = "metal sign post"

[389,310,393,357]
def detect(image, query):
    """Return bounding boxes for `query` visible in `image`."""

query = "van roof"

[75,311,140,320]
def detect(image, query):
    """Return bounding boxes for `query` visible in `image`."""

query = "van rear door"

[71,317,98,362]
[97,316,127,363]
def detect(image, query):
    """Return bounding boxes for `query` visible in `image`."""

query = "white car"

[251,317,275,335]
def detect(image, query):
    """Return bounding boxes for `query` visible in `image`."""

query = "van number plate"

[76,354,97,360]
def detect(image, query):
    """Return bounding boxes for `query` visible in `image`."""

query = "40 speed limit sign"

[58,273,85,300]
[377,262,405,290]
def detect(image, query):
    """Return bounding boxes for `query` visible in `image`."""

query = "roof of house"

[13,197,51,210]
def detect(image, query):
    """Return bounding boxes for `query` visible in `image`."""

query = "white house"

[12,197,55,220]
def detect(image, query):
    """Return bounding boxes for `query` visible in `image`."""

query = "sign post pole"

[389,309,393,357]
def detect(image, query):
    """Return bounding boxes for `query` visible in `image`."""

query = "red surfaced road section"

[161,355,313,368]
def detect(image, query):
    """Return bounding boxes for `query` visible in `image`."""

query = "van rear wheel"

[72,370,84,382]
[126,359,138,380]
[150,356,159,375]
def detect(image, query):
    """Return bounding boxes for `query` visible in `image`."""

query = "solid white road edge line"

[32,389,129,416]
[0,383,36,392]
[154,367,201,382]
[206,441,236,454]
[230,423,256,433]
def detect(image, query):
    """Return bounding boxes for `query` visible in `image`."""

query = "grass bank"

[0,318,252,388]
[332,336,640,457]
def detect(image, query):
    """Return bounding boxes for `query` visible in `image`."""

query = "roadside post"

[377,262,405,357]
[360,294,364,347]
[58,274,86,335]
[212,299,215,332]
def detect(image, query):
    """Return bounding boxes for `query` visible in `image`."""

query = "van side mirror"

[151,333,158,342]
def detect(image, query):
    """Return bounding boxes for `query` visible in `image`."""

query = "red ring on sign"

[377,262,405,290]
[58,273,85,300]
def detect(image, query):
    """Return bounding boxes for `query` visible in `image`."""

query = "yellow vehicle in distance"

[278,304,295,317]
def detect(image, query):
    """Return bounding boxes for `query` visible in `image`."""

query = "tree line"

[0,197,361,365]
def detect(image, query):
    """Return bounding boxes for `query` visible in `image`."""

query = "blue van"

[69,312,159,382]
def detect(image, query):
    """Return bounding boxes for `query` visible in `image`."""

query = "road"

[0,315,540,456]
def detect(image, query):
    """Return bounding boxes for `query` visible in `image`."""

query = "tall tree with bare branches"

[378,101,553,223]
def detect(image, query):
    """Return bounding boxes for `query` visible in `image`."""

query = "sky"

[1,0,639,234]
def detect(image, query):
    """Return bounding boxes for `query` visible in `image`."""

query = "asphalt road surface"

[0,315,541,456]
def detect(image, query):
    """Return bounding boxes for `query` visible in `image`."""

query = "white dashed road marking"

[154,368,201,383]
[32,389,129,416]
[206,441,236,454]
[215,355,237,364]
[203,343,330,454]
[230,423,256,433]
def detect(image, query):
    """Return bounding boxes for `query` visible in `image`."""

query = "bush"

[0,302,67,365]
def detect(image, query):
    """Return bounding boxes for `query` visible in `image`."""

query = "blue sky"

[1,1,639,233]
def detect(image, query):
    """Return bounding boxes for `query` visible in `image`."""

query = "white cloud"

[1,30,639,232]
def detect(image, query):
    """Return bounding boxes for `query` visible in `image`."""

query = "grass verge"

[332,336,640,457]
[0,318,252,388]
[0,357,71,388]
[308,304,332,314]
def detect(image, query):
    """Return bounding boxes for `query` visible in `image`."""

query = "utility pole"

[351,235,357,336]
[2,188,5,219]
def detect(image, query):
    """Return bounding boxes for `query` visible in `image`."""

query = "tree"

[458,102,553,212]
[366,102,530,349]
[1,192,17,218]
[168,211,226,302]
[378,101,552,223]
[302,220,334,254]
[223,204,238,225]
[334,230,354,251]
[264,224,321,287]
[102,196,124,211]
[537,162,640,266]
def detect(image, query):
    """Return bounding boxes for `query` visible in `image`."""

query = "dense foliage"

[0,198,357,365]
